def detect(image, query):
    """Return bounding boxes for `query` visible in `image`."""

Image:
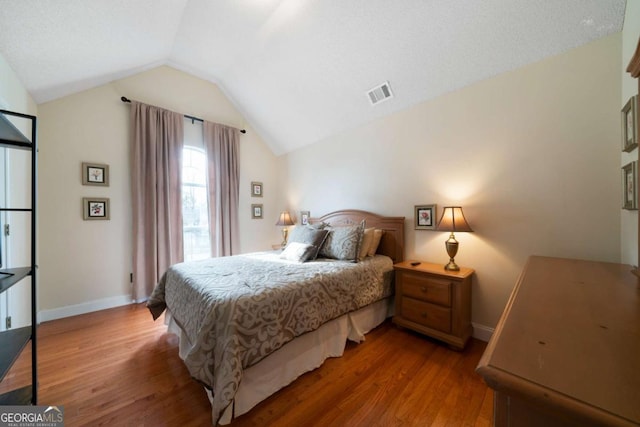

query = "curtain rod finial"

[121,96,131,103]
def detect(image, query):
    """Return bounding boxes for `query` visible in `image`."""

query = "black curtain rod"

[120,96,246,134]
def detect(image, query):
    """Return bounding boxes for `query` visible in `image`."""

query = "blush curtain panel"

[130,101,184,301]
[203,122,240,257]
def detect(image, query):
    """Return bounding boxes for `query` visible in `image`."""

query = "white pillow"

[280,242,316,262]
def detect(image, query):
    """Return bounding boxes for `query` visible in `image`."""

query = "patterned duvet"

[147,251,394,424]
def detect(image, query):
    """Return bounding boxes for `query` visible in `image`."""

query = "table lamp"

[436,206,473,271]
[276,211,295,246]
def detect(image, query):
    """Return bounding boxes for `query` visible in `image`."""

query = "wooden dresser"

[393,260,473,350]
[476,256,640,426]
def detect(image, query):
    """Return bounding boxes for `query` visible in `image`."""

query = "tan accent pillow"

[367,229,384,257]
[358,228,375,260]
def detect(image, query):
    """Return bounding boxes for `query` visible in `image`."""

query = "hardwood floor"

[1,304,492,426]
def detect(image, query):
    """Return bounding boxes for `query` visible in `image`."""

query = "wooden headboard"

[311,209,405,264]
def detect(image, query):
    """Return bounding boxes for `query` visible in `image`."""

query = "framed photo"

[622,96,638,152]
[251,181,263,197]
[300,210,310,225]
[83,197,110,220]
[622,161,638,210]
[251,204,263,219]
[415,204,437,230]
[82,162,109,186]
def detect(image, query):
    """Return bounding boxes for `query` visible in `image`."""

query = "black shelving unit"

[0,109,37,405]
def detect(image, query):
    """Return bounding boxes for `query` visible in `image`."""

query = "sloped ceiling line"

[0,0,626,155]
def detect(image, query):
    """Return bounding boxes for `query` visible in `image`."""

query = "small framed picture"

[252,204,263,219]
[83,197,110,220]
[415,204,437,230]
[622,161,637,210]
[622,96,638,152]
[82,162,109,186]
[300,210,310,225]
[251,181,263,197]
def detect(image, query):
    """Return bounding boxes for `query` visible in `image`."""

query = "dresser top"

[477,256,640,425]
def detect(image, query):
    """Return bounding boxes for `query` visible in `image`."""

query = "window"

[182,146,210,261]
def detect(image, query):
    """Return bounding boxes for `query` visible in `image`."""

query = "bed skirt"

[165,296,394,424]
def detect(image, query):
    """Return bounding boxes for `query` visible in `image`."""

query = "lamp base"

[281,228,289,247]
[444,260,460,271]
[444,232,460,271]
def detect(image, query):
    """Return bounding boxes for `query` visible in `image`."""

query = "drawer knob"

[421,286,427,292]
[421,312,428,318]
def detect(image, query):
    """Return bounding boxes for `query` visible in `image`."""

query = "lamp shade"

[436,206,473,233]
[275,211,295,226]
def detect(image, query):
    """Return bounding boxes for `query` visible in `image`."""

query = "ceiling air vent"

[367,81,393,105]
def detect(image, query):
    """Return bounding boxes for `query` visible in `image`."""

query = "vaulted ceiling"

[0,1,626,155]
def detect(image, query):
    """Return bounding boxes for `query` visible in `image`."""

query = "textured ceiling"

[0,0,626,155]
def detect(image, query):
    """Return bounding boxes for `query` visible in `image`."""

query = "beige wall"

[280,34,622,331]
[37,66,278,319]
[621,1,640,266]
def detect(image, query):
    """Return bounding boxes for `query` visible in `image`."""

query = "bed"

[147,209,405,425]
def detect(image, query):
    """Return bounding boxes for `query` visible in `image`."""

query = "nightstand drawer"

[402,272,452,307]
[401,297,451,333]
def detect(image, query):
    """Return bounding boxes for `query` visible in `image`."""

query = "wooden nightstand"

[393,260,474,350]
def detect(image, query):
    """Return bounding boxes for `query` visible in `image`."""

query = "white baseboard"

[38,294,133,323]
[472,322,494,342]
